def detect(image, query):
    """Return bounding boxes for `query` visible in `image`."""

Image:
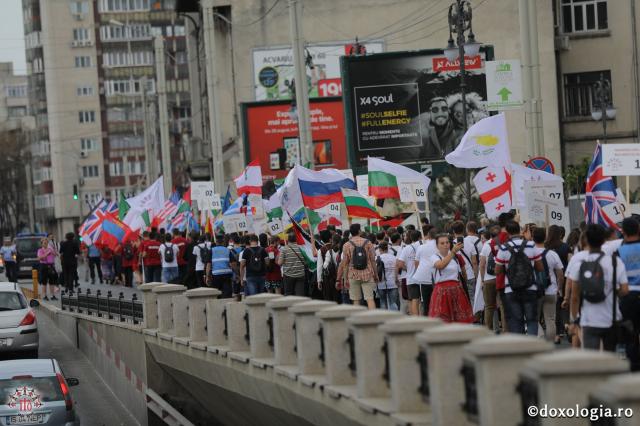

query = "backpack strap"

[612,252,618,325]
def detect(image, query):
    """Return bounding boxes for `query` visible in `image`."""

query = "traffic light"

[73,184,79,200]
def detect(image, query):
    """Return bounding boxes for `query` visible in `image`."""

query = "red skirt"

[428,280,474,323]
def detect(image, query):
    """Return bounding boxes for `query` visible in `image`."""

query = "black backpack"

[535,249,552,290]
[246,247,265,274]
[486,239,498,276]
[123,244,134,261]
[350,241,368,270]
[163,243,175,263]
[579,253,606,303]
[376,255,386,282]
[506,239,534,292]
[198,244,211,264]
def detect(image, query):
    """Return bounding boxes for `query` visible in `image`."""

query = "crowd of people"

[18,211,640,366]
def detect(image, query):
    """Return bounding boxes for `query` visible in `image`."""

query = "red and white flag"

[234,160,262,196]
[473,166,513,219]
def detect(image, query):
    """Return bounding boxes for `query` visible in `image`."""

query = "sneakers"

[51,295,58,301]
[43,296,49,301]
[91,279,95,285]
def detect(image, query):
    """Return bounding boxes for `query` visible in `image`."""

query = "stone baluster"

[226,301,250,362]
[205,297,230,355]
[181,288,220,350]
[266,296,310,366]
[172,294,189,344]
[244,293,282,360]
[590,374,640,426]
[152,284,186,341]
[139,282,164,331]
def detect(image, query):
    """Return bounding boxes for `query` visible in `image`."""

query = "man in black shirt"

[59,232,80,292]
[240,234,268,296]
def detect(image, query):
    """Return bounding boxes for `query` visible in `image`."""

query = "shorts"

[407,283,430,300]
[348,279,376,301]
[265,279,282,290]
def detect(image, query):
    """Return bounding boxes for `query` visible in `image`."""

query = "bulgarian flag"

[341,187,382,219]
[234,160,262,196]
[368,157,430,199]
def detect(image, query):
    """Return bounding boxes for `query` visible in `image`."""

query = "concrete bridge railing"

[138,283,640,426]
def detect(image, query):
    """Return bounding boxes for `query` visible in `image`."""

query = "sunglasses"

[431,106,449,113]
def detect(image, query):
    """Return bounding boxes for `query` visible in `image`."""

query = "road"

[35,309,140,426]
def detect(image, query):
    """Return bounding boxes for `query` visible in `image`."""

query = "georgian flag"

[473,166,513,219]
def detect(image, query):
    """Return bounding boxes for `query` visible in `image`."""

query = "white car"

[0,282,39,358]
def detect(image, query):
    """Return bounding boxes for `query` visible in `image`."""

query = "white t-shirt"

[567,252,628,328]
[602,239,623,256]
[391,245,405,279]
[193,242,211,271]
[540,248,563,295]
[430,253,462,284]
[480,241,496,281]
[566,250,589,279]
[412,240,437,285]
[398,242,422,285]
[377,252,398,290]
[495,238,542,294]
[158,243,179,268]
[461,235,481,280]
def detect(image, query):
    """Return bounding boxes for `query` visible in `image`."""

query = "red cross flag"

[473,166,513,219]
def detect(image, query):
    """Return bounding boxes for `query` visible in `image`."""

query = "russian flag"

[296,166,356,210]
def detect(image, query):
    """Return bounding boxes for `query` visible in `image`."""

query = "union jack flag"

[585,143,620,230]
[78,199,119,245]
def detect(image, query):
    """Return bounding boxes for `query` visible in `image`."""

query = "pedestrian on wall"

[59,232,80,292]
[37,237,58,301]
[0,236,17,283]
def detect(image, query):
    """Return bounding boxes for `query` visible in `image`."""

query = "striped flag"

[368,157,430,199]
[585,143,623,230]
[473,166,513,219]
[341,187,382,219]
[234,160,262,196]
[289,214,320,272]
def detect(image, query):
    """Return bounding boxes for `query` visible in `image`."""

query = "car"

[15,234,47,280]
[0,358,80,425]
[0,282,39,358]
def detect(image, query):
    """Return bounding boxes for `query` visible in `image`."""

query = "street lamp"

[444,0,480,221]
[591,73,616,143]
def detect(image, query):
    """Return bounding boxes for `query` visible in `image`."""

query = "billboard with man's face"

[340,48,492,166]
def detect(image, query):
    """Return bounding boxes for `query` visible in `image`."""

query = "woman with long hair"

[37,238,58,301]
[428,235,474,323]
[545,225,570,344]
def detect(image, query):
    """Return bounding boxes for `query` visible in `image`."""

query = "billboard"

[241,98,348,180]
[341,48,492,166]
[252,42,384,101]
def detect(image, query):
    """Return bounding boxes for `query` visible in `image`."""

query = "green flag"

[141,210,151,228]
[305,208,322,234]
[118,191,130,221]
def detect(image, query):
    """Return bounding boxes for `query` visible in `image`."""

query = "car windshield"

[0,377,63,404]
[0,292,26,311]
[16,238,40,255]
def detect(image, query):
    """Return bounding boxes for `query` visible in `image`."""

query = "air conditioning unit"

[554,35,570,51]
[80,150,88,158]
[72,13,85,21]
[71,40,80,47]
[79,178,86,187]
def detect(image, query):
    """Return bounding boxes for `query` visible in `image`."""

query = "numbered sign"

[223,214,248,233]
[356,175,368,197]
[548,205,571,232]
[523,181,564,208]
[267,219,283,235]
[191,181,215,204]
[326,203,341,217]
[397,177,427,203]
[602,144,640,176]
[199,194,221,211]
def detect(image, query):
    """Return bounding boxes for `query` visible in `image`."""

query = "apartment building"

[22,0,192,236]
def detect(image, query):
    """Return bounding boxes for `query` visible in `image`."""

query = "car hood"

[0,309,27,328]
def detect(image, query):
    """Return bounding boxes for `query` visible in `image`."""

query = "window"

[35,194,54,209]
[6,85,27,98]
[31,140,50,156]
[84,192,102,207]
[102,51,152,67]
[563,70,611,118]
[80,138,98,151]
[32,167,52,184]
[78,110,96,123]
[74,56,91,68]
[76,85,94,96]
[81,165,99,178]
[8,107,27,118]
[109,135,144,149]
[100,24,151,41]
[313,140,333,165]
[72,28,90,41]
[128,161,145,174]
[99,0,150,12]
[70,1,89,15]
[561,0,607,33]
[109,161,124,176]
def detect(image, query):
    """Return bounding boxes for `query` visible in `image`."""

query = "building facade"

[22,0,193,237]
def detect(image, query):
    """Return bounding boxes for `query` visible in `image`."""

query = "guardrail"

[60,288,143,324]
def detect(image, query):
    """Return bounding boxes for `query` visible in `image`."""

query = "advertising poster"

[341,48,492,165]
[253,42,384,101]
[241,98,348,179]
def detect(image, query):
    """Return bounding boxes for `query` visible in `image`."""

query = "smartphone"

[268,251,275,260]
[456,236,464,245]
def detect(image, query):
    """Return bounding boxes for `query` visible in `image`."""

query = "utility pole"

[288,0,313,167]
[141,76,155,186]
[202,0,225,192]
[154,36,172,197]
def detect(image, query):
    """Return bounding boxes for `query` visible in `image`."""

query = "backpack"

[246,247,265,274]
[123,244,134,261]
[163,243,175,263]
[535,249,552,290]
[198,244,211,264]
[486,239,498,276]
[350,241,368,270]
[376,255,386,282]
[579,253,606,303]
[506,239,534,292]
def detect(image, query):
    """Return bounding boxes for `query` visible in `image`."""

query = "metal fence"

[60,288,143,324]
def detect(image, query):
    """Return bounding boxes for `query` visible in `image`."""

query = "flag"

[234,160,262,196]
[445,113,512,169]
[223,195,245,216]
[585,143,622,230]
[368,157,430,199]
[118,191,130,221]
[78,199,119,245]
[154,190,181,228]
[221,185,232,213]
[182,186,192,206]
[318,216,342,231]
[295,165,356,210]
[289,215,319,272]
[305,208,322,233]
[341,187,382,219]
[265,190,284,221]
[281,167,306,221]
[123,177,165,231]
[98,216,132,250]
[473,166,513,219]
[511,163,564,208]
[369,213,413,232]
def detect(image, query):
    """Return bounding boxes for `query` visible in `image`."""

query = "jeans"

[88,256,102,282]
[378,288,399,311]
[62,264,77,291]
[582,326,616,352]
[123,266,133,288]
[504,290,539,336]
[162,266,179,283]
[283,275,306,296]
[483,280,497,330]
[212,274,233,298]
[5,261,16,282]
[245,276,265,296]
[538,294,557,341]
[620,291,640,369]
[144,265,161,283]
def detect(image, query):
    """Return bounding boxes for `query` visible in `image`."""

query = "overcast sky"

[0,0,26,75]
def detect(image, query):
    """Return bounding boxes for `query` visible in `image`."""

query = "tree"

[0,129,29,236]
[563,157,591,196]
[430,167,483,226]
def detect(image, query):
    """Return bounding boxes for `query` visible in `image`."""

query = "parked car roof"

[0,282,19,292]
[0,359,57,379]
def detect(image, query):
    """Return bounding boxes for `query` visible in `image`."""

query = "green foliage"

[563,157,591,195]
[430,167,483,226]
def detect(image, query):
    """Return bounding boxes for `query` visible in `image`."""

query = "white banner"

[223,214,248,233]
